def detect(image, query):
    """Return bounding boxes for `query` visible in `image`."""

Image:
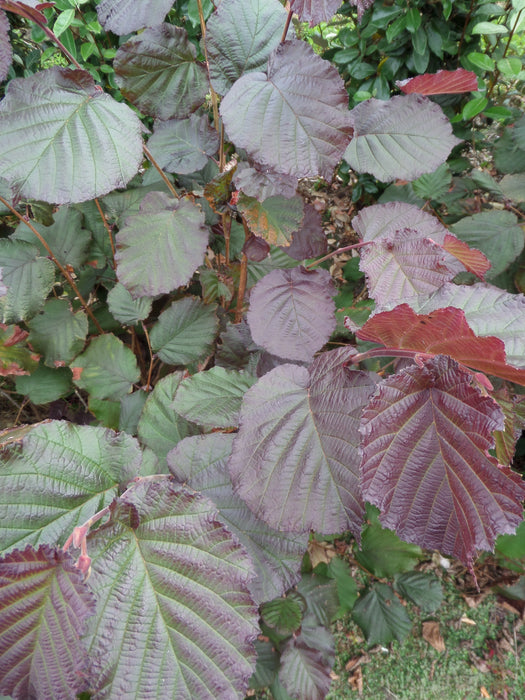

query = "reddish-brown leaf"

[396,69,478,96]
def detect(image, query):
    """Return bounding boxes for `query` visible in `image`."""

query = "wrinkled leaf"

[0,67,143,203]
[234,162,298,200]
[0,9,12,82]
[168,433,308,603]
[360,355,525,566]
[229,348,378,534]
[278,622,335,700]
[107,283,153,325]
[290,0,343,26]
[221,40,353,179]
[261,597,303,635]
[73,333,140,400]
[147,114,220,174]
[0,544,95,700]
[238,193,304,246]
[97,0,174,35]
[84,478,258,699]
[345,94,461,182]
[27,299,87,366]
[247,267,336,362]
[285,204,327,260]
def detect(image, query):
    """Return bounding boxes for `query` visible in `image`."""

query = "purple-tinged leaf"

[234,162,298,200]
[360,355,525,567]
[147,115,220,175]
[168,433,308,604]
[397,68,478,96]
[0,10,12,82]
[238,193,304,246]
[221,40,354,180]
[359,229,458,306]
[279,622,335,700]
[413,283,525,369]
[0,67,143,204]
[353,202,450,245]
[0,420,143,554]
[0,544,95,700]
[115,192,209,298]
[284,204,327,260]
[247,267,336,362]
[85,478,258,699]
[97,0,173,35]
[290,0,343,26]
[243,235,271,261]
[349,0,374,21]
[114,24,208,120]
[439,233,490,279]
[229,348,379,534]
[345,94,461,182]
[207,0,286,95]
[357,305,525,386]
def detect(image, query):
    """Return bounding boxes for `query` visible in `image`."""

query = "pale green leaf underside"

[73,333,140,400]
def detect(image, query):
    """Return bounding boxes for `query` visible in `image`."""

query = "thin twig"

[142,145,180,199]
[196,0,220,130]
[222,210,231,266]
[281,7,293,43]
[304,240,373,269]
[141,321,155,391]
[0,195,104,334]
[234,253,248,323]
[94,198,116,264]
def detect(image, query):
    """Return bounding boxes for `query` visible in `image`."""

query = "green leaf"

[497,57,522,77]
[27,298,87,366]
[405,7,422,32]
[249,640,280,690]
[73,333,140,400]
[296,574,339,626]
[15,364,72,404]
[261,597,303,635]
[462,96,488,120]
[12,206,92,268]
[467,52,495,72]
[0,67,143,204]
[115,192,209,298]
[207,0,286,95]
[119,389,148,436]
[352,583,412,645]
[394,572,443,612]
[114,24,208,119]
[171,367,257,428]
[495,518,525,562]
[327,557,358,614]
[150,296,219,366]
[137,372,200,468]
[107,283,153,325]
[494,129,525,173]
[412,164,452,200]
[500,173,525,203]
[0,545,95,700]
[451,211,524,279]
[0,324,38,376]
[84,479,258,699]
[472,21,508,34]
[237,194,304,246]
[53,7,75,37]
[345,94,461,182]
[0,240,55,323]
[147,114,220,175]
[0,420,143,554]
[356,507,422,577]
[88,397,121,429]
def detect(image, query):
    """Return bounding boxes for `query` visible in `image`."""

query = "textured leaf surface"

[221,40,353,179]
[279,623,335,700]
[352,583,412,645]
[357,305,525,385]
[285,204,327,260]
[450,211,524,279]
[115,192,209,298]
[0,9,12,82]
[137,372,200,469]
[207,0,286,95]
[394,572,443,612]
[290,0,343,26]
[168,433,307,603]
[356,511,422,578]
[238,194,304,246]
[0,421,142,554]
[0,67,143,203]
[171,367,257,428]
[396,69,478,95]
[107,283,153,325]
[439,233,490,278]
[0,240,55,323]
[0,545,95,700]
[84,478,258,699]
[148,115,220,174]
[261,597,303,635]
[73,334,140,400]
[97,0,173,35]
[234,162,298,200]
[411,283,525,369]
[150,296,219,366]
[12,206,91,269]
[344,94,461,182]
[229,348,378,533]
[114,24,208,120]
[247,267,336,362]
[15,365,72,405]
[360,355,525,566]
[352,201,451,246]
[27,299,87,366]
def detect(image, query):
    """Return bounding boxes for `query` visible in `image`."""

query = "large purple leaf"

[207,0,286,95]
[221,40,353,180]
[0,544,95,700]
[247,267,336,362]
[344,94,461,182]
[114,24,208,120]
[353,202,449,245]
[278,621,335,700]
[0,67,143,204]
[234,162,298,200]
[168,433,308,604]
[0,10,12,82]
[84,478,258,699]
[285,204,327,261]
[115,192,209,298]
[360,355,525,567]
[147,114,220,175]
[229,348,379,534]
[97,0,173,35]
[290,0,343,26]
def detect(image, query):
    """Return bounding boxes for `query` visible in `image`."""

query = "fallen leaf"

[480,685,491,698]
[460,615,477,625]
[308,538,336,567]
[422,621,446,652]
